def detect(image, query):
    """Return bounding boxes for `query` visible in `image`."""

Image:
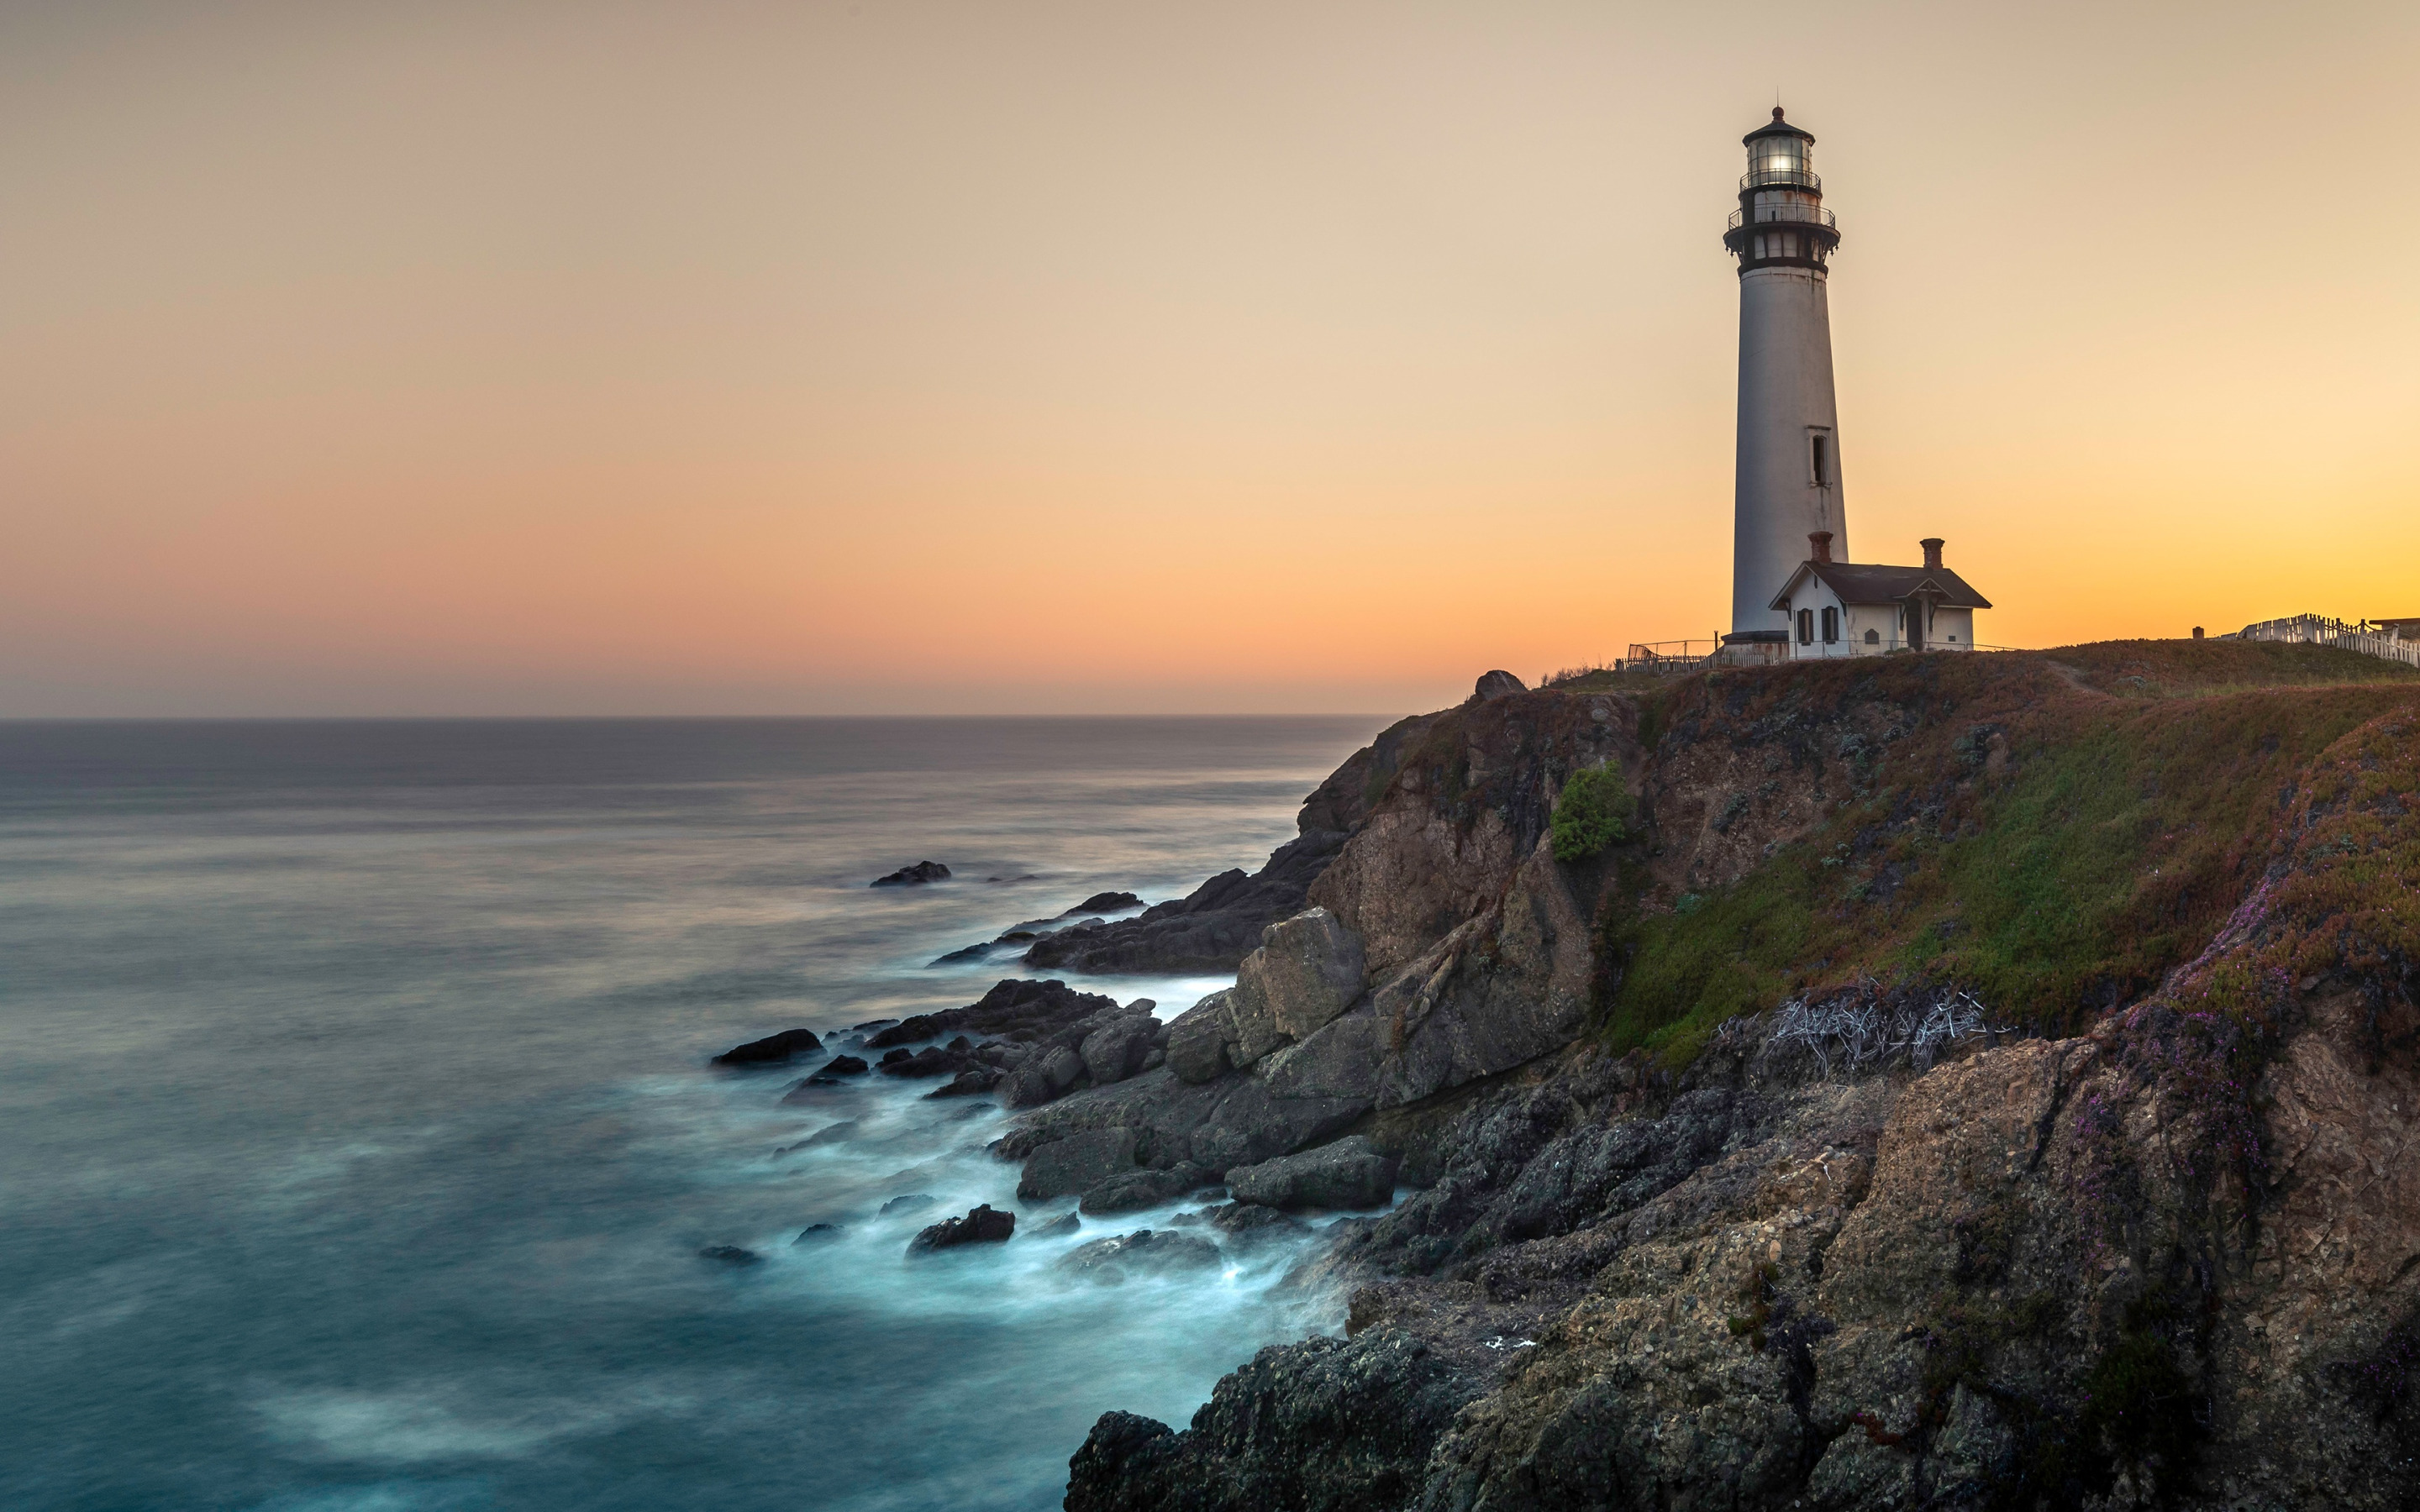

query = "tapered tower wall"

[1733,265,1845,635]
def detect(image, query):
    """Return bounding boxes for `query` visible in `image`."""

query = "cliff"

[1046,642,2420,1511]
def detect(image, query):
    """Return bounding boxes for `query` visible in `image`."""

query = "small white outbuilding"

[1767,533,1992,659]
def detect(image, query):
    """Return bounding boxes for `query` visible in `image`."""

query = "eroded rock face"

[1232,907,1368,1045]
[906,1204,1014,1254]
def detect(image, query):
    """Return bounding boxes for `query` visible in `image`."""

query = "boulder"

[1028,1211,1083,1239]
[1226,1136,1400,1212]
[792,1223,843,1245]
[697,1245,762,1265]
[1254,1008,1381,1105]
[871,861,950,887]
[906,1204,1015,1254]
[1055,1229,1222,1284]
[815,1054,869,1077]
[1224,908,1365,1060]
[879,1194,937,1215]
[1080,1015,1162,1087]
[1018,1126,1140,1201]
[1164,991,1239,1084]
[1080,1163,1218,1216]
[1472,669,1527,701]
[710,1028,824,1067]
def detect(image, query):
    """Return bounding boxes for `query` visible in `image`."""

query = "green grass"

[1596,642,2420,1063]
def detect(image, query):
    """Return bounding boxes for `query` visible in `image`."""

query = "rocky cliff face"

[1051,647,2420,1511]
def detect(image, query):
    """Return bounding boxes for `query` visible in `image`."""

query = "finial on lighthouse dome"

[1772,105,1786,121]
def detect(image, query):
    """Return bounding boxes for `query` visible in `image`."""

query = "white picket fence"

[2230,614,2420,670]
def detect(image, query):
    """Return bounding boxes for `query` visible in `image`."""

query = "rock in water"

[1055,1229,1221,1284]
[1225,1136,1399,1211]
[791,1224,843,1245]
[907,1204,1015,1254]
[697,1245,762,1266]
[870,861,951,888]
[1028,1211,1083,1239]
[1018,1127,1139,1201]
[866,979,1122,1049]
[709,1027,823,1067]
[1471,669,1526,701]
[1079,1164,1218,1216]
[1205,1203,1308,1245]
[1062,891,1144,916]
[879,1193,936,1215]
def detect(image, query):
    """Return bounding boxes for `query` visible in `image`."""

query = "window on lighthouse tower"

[1810,434,1829,486]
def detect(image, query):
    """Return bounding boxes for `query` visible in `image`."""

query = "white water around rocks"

[0,716,1386,1512]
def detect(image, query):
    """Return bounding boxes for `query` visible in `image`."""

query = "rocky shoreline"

[744,645,2420,1509]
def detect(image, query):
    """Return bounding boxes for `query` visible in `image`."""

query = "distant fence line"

[2228,614,2420,669]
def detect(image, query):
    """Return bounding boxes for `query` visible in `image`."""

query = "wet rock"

[710,1027,824,1067]
[1205,1202,1309,1244]
[697,1245,762,1265]
[879,1193,937,1215]
[1080,1163,1218,1216]
[927,941,1000,967]
[1226,1136,1399,1212]
[928,1065,1005,1098]
[907,1204,1015,1254]
[1024,835,1348,976]
[1028,1211,1083,1239]
[1064,891,1144,916]
[779,1055,871,1100]
[867,979,1122,1049]
[1018,1126,1139,1201]
[870,861,950,887]
[1230,907,1366,1046]
[792,1223,844,1245]
[878,1043,983,1080]
[777,1120,858,1153]
[1055,1229,1221,1283]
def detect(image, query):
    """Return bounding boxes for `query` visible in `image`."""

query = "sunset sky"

[5,1,2414,716]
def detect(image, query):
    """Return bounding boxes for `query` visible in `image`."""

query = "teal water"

[0,717,1382,1512]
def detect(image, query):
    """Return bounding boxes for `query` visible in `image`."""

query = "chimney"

[2193,627,2206,641]
[1920,538,1944,570]
[1808,531,1833,564]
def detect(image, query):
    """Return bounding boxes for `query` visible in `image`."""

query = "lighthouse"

[1721,108,1845,660]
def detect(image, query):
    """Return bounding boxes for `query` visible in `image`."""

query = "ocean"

[0,716,1386,1512]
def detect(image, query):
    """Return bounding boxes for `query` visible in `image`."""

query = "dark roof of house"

[1770,560,1993,612]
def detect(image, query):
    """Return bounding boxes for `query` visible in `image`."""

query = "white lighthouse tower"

[1721,108,1845,661]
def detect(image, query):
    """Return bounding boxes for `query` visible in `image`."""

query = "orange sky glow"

[4,1,2415,716]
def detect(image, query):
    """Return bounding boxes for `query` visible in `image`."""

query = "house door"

[1903,599,1924,651]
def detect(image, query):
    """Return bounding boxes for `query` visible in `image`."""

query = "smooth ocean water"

[0,717,1386,1512]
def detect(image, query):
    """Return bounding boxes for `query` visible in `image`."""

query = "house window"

[1797,609,1814,645]
[1822,606,1839,643]
[1864,628,1880,645]
[1810,434,1828,486]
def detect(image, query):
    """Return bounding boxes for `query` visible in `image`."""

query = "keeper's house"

[1768,533,1991,659]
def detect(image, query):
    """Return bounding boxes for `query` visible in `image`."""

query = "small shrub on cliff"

[1550,761,1634,862]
